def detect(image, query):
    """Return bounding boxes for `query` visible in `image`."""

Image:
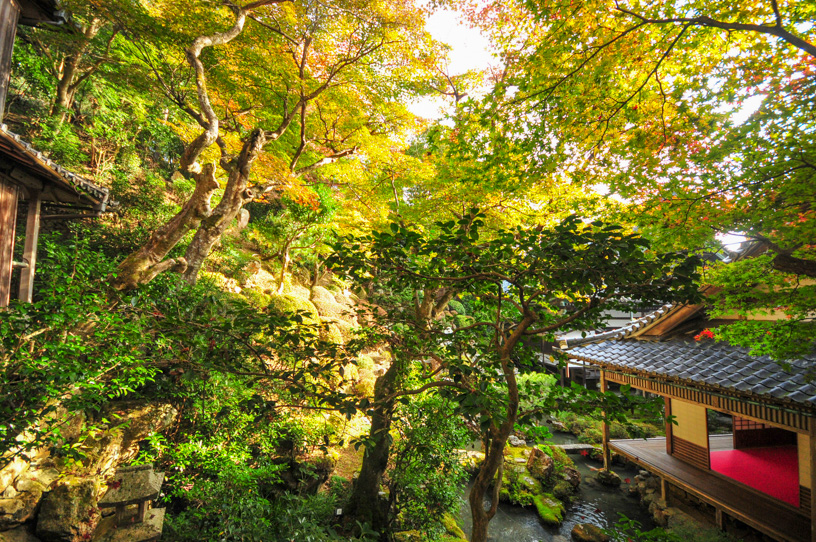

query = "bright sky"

[408,8,494,120]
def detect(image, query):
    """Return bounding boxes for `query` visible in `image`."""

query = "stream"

[457,432,655,541]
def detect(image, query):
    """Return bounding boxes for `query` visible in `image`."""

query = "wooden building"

[0,0,115,306]
[562,306,816,542]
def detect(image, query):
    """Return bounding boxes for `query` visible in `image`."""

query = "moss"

[532,493,564,525]
[357,354,375,370]
[548,445,574,470]
[320,321,344,344]
[242,288,272,308]
[441,513,466,539]
[552,480,574,500]
[267,293,319,324]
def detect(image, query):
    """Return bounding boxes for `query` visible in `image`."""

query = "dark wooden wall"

[0,0,21,124]
[733,416,797,449]
[0,177,18,305]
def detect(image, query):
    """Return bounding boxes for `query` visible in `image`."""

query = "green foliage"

[604,515,681,542]
[388,395,470,538]
[165,461,375,542]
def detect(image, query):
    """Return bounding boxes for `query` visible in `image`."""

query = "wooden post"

[18,190,41,302]
[600,370,611,470]
[715,507,724,530]
[665,397,673,455]
[660,476,667,502]
[0,179,18,307]
[810,421,816,542]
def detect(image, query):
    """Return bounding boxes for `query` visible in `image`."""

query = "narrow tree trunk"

[469,330,525,542]
[347,356,400,537]
[181,129,266,284]
[51,17,103,122]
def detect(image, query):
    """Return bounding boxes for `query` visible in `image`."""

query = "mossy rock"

[498,451,543,506]
[320,321,345,344]
[441,513,466,539]
[356,354,375,370]
[242,288,272,308]
[532,493,565,525]
[553,480,575,500]
[199,271,240,292]
[267,293,319,324]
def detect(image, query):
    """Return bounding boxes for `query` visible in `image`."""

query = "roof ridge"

[558,303,675,350]
[0,124,118,209]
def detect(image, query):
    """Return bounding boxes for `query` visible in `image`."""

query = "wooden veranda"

[611,437,810,542]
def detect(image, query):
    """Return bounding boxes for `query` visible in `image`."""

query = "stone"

[36,477,101,542]
[595,469,622,487]
[550,420,568,432]
[508,435,526,447]
[526,447,554,482]
[0,525,41,542]
[562,467,581,488]
[571,523,610,542]
[552,481,575,500]
[235,208,250,231]
[0,480,45,530]
[532,494,564,525]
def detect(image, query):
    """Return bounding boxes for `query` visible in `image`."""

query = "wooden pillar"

[18,190,41,302]
[715,507,724,530]
[660,476,668,502]
[810,421,816,542]
[0,179,17,307]
[665,397,673,455]
[600,370,611,470]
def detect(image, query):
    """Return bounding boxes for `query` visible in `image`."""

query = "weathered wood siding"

[0,0,21,124]
[0,177,18,305]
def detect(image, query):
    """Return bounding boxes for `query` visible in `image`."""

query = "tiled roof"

[568,339,816,407]
[558,303,675,348]
[0,125,117,209]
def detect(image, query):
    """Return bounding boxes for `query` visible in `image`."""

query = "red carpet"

[710,446,799,507]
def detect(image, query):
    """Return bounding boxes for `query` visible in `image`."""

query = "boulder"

[552,480,575,500]
[571,523,610,542]
[0,480,44,530]
[35,477,100,542]
[0,525,41,542]
[532,493,564,525]
[595,469,622,487]
[508,435,526,447]
[526,447,554,482]
[562,467,581,488]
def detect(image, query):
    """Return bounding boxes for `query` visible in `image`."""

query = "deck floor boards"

[611,437,810,542]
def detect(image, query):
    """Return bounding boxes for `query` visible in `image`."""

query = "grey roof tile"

[569,338,816,408]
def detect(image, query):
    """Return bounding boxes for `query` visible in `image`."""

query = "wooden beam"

[18,190,40,302]
[600,370,611,470]
[665,397,673,455]
[0,178,18,306]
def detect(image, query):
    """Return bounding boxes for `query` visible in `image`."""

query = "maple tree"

[462,0,816,358]
[111,0,441,290]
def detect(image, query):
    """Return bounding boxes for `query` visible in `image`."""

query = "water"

[458,432,654,541]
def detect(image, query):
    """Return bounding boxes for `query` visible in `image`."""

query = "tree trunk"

[347,357,400,537]
[468,356,518,542]
[111,164,219,290]
[51,17,103,122]
[181,129,266,284]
